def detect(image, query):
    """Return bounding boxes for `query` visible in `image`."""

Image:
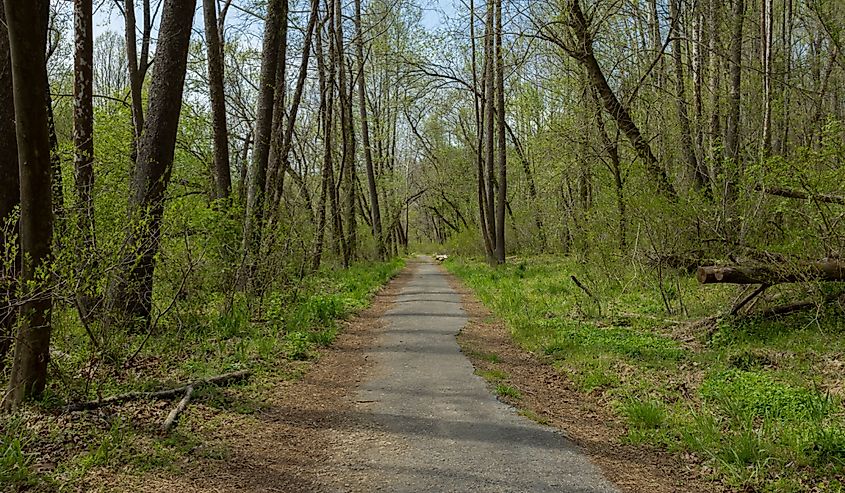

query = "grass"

[495,384,522,400]
[0,257,405,490]
[446,256,845,491]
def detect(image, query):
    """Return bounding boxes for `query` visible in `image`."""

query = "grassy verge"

[0,258,404,491]
[447,256,845,492]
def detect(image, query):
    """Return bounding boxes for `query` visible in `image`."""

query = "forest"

[1,0,844,491]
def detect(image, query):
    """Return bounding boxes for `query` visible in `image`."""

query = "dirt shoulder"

[443,268,720,493]
[104,262,418,493]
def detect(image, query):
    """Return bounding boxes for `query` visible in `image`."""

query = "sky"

[92,0,458,42]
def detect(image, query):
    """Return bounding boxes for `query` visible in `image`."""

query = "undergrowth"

[447,256,845,492]
[0,258,404,491]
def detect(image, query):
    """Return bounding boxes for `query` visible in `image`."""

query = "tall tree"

[74,0,96,319]
[241,0,284,280]
[725,0,744,167]
[355,0,384,259]
[335,0,356,266]
[105,0,197,328]
[0,1,19,369]
[312,3,334,270]
[3,0,54,409]
[670,0,707,190]
[203,0,232,200]
[493,0,506,264]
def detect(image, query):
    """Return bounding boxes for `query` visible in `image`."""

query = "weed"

[495,384,522,400]
[622,398,666,430]
[476,369,508,381]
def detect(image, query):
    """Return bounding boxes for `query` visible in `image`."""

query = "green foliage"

[700,369,835,422]
[495,384,521,400]
[448,255,845,490]
[1,416,35,487]
[622,398,666,430]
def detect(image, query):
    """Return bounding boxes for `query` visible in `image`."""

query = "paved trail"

[338,259,619,492]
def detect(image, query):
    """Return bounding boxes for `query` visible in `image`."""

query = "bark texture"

[3,0,54,409]
[203,0,231,200]
[0,1,19,369]
[105,0,197,328]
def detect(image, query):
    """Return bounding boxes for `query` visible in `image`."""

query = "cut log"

[697,261,845,285]
[162,385,193,433]
[65,369,250,412]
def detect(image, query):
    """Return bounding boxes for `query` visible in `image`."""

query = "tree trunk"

[470,0,494,259]
[354,0,384,260]
[241,0,284,285]
[335,0,356,267]
[725,0,744,167]
[203,0,231,200]
[760,0,773,156]
[73,0,97,319]
[3,0,54,409]
[123,0,144,153]
[493,0,506,265]
[266,0,318,225]
[567,0,677,199]
[483,0,497,259]
[105,0,197,329]
[697,262,845,285]
[670,0,707,191]
[312,5,332,271]
[0,1,19,369]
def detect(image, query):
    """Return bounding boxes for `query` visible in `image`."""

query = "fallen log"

[756,185,845,205]
[162,385,193,433]
[697,261,845,285]
[65,369,251,413]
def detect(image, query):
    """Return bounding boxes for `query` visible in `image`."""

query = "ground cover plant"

[448,257,845,492]
[0,258,403,490]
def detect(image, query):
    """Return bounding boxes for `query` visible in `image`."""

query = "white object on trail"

[434,254,449,262]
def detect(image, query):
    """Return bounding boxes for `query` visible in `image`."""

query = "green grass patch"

[446,255,845,491]
[495,384,522,399]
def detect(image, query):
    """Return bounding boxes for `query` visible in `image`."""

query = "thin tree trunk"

[670,0,707,190]
[708,0,722,174]
[567,0,676,199]
[760,0,773,156]
[470,0,493,259]
[74,0,96,319]
[3,0,54,409]
[104,0,197,329]
[354,0,384,260]
[123,0,144,153]
[203,0,231,200]
[241,0,284,284]
[312,6,331,270]
[483,0,497,258]
[0,1,19,369]
[267,0,318,223]
[725,0,744,167]
[493,0,506,265]
[335,0,356,267]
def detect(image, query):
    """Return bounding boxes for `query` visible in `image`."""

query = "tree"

[241,0,284,282]
[0,1,19,369]
[74,0,96,318]
[3,0,54,409]
[493,0,506,264]
[203,0,232,200]
[105,0,197,328]
[355,0,384,260]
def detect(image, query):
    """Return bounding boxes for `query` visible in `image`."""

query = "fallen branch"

[697,261,845,285]
[65,370,251,413]
[756,185,845,205]
[730,284,770,316]
[162,385,193,433]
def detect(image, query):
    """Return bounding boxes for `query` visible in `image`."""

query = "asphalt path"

[345,258,620,492]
